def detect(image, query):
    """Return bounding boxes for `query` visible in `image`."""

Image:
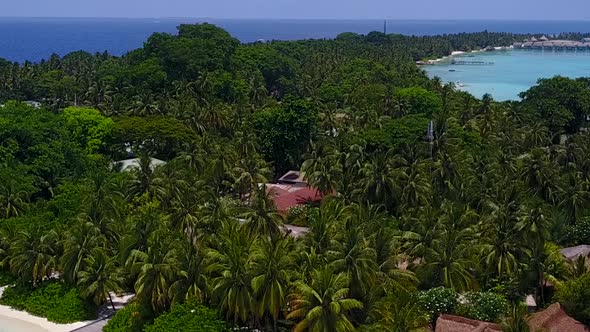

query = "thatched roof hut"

[529,303,590,332]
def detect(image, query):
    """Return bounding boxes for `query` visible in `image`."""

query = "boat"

[455,81,464,87]
[449,69,456,72]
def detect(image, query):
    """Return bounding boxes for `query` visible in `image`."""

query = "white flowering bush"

[418,287,458,323]
[457,291,507,322]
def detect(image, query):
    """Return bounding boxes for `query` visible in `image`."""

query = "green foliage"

[520,76,590,134]
[286,205,315,226]
[0,101,84,189]
[110,116,196,159]
[394,86,442,117]
[62,107,114,154]
[554,272,590,325]
[0,269,17,286]
[144,302,228,332]
[418,287,458,323]
[254,98,318,175]
[103,303,144,332]
[362,114,430,151]
[457,291,507,323]
[563,218,590,246]
[0,281,95,323]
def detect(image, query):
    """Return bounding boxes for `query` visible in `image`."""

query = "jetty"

[451,59,494,65]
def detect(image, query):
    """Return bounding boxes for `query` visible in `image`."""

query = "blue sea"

[424,50,590,101]
[2,18,590,63]
[1,18,590,100]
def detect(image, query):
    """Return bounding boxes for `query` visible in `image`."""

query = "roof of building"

[266,183,323,213]
[531,36,538,42]
[561,245,590,260]
[277,170,307,184]
[435,314,502,332]
[529,303,589,332]
[115,157,166,171]
[540,35,549,41]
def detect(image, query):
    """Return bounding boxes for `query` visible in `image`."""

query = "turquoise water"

[424,50,590,101]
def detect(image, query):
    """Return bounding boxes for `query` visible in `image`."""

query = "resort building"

[514,36,590,51]
[265,171,323,214]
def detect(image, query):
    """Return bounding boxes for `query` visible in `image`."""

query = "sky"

[2,0,590,20]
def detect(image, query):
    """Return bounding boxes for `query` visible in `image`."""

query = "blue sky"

[3,0,590,20]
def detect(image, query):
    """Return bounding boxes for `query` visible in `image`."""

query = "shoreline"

[0,286,133,332]
[417,46,512,65]
[0,286,91,331]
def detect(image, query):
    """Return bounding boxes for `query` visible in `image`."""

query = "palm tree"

[365,291,429,332]
[233,157,271,200]
[0,179,30,219]
[128,232,180,313]
[417,204,478,291]
[304,199,348,256]
[287,266,363,332]
[500,304,530,332]
[242,184,284,239]
[251,235,296,331]
[302,141,342,196]
[10,228,58,286]
[331,216,378,300]
[61,220,105,284]
[482,192,525,278]
[559,173,590,224]
[77,247,123,311]
[168,239,208,304]
[128,155,163,199]
[207,222,255,324]
[358,152,400,212]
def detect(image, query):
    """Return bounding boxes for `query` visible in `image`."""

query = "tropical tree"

[251,235,296,331]
[61,220,106,284]
[208,222,256,324]
[78,247,123,311]
[128,231,180,313]
[10,228,58,286]
[242,184,284,239]
[287,266,363,332]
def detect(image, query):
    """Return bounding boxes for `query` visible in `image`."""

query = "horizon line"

[0,16,590,21]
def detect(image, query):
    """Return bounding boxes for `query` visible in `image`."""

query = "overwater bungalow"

[514,37,590,51]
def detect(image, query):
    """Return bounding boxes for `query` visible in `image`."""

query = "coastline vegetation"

[1,23,590,331]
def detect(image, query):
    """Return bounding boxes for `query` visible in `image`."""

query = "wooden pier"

[451,60,495,65]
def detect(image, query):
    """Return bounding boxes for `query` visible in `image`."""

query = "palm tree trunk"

[108,292,116,312]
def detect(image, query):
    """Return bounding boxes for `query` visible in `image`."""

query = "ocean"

[2,18,590,100]
[423,50,590,101]
[2,18,590,63]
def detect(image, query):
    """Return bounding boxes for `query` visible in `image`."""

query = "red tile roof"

[266,184,323,213]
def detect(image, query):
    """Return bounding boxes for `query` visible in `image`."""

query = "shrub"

[563,218,590,246]
[143,302,228,332]
[554,272,590,325]
[0,283,32,310]
[457,291,507,323]
[103,302,144,332]
[0,269,17,286]
[287,205,315,226]
[0,281,95,323]
[418,287,458,323]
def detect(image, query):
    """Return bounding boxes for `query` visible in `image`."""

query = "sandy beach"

[0,287,133,332]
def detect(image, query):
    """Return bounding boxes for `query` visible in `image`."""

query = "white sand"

[0,287,134,332]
